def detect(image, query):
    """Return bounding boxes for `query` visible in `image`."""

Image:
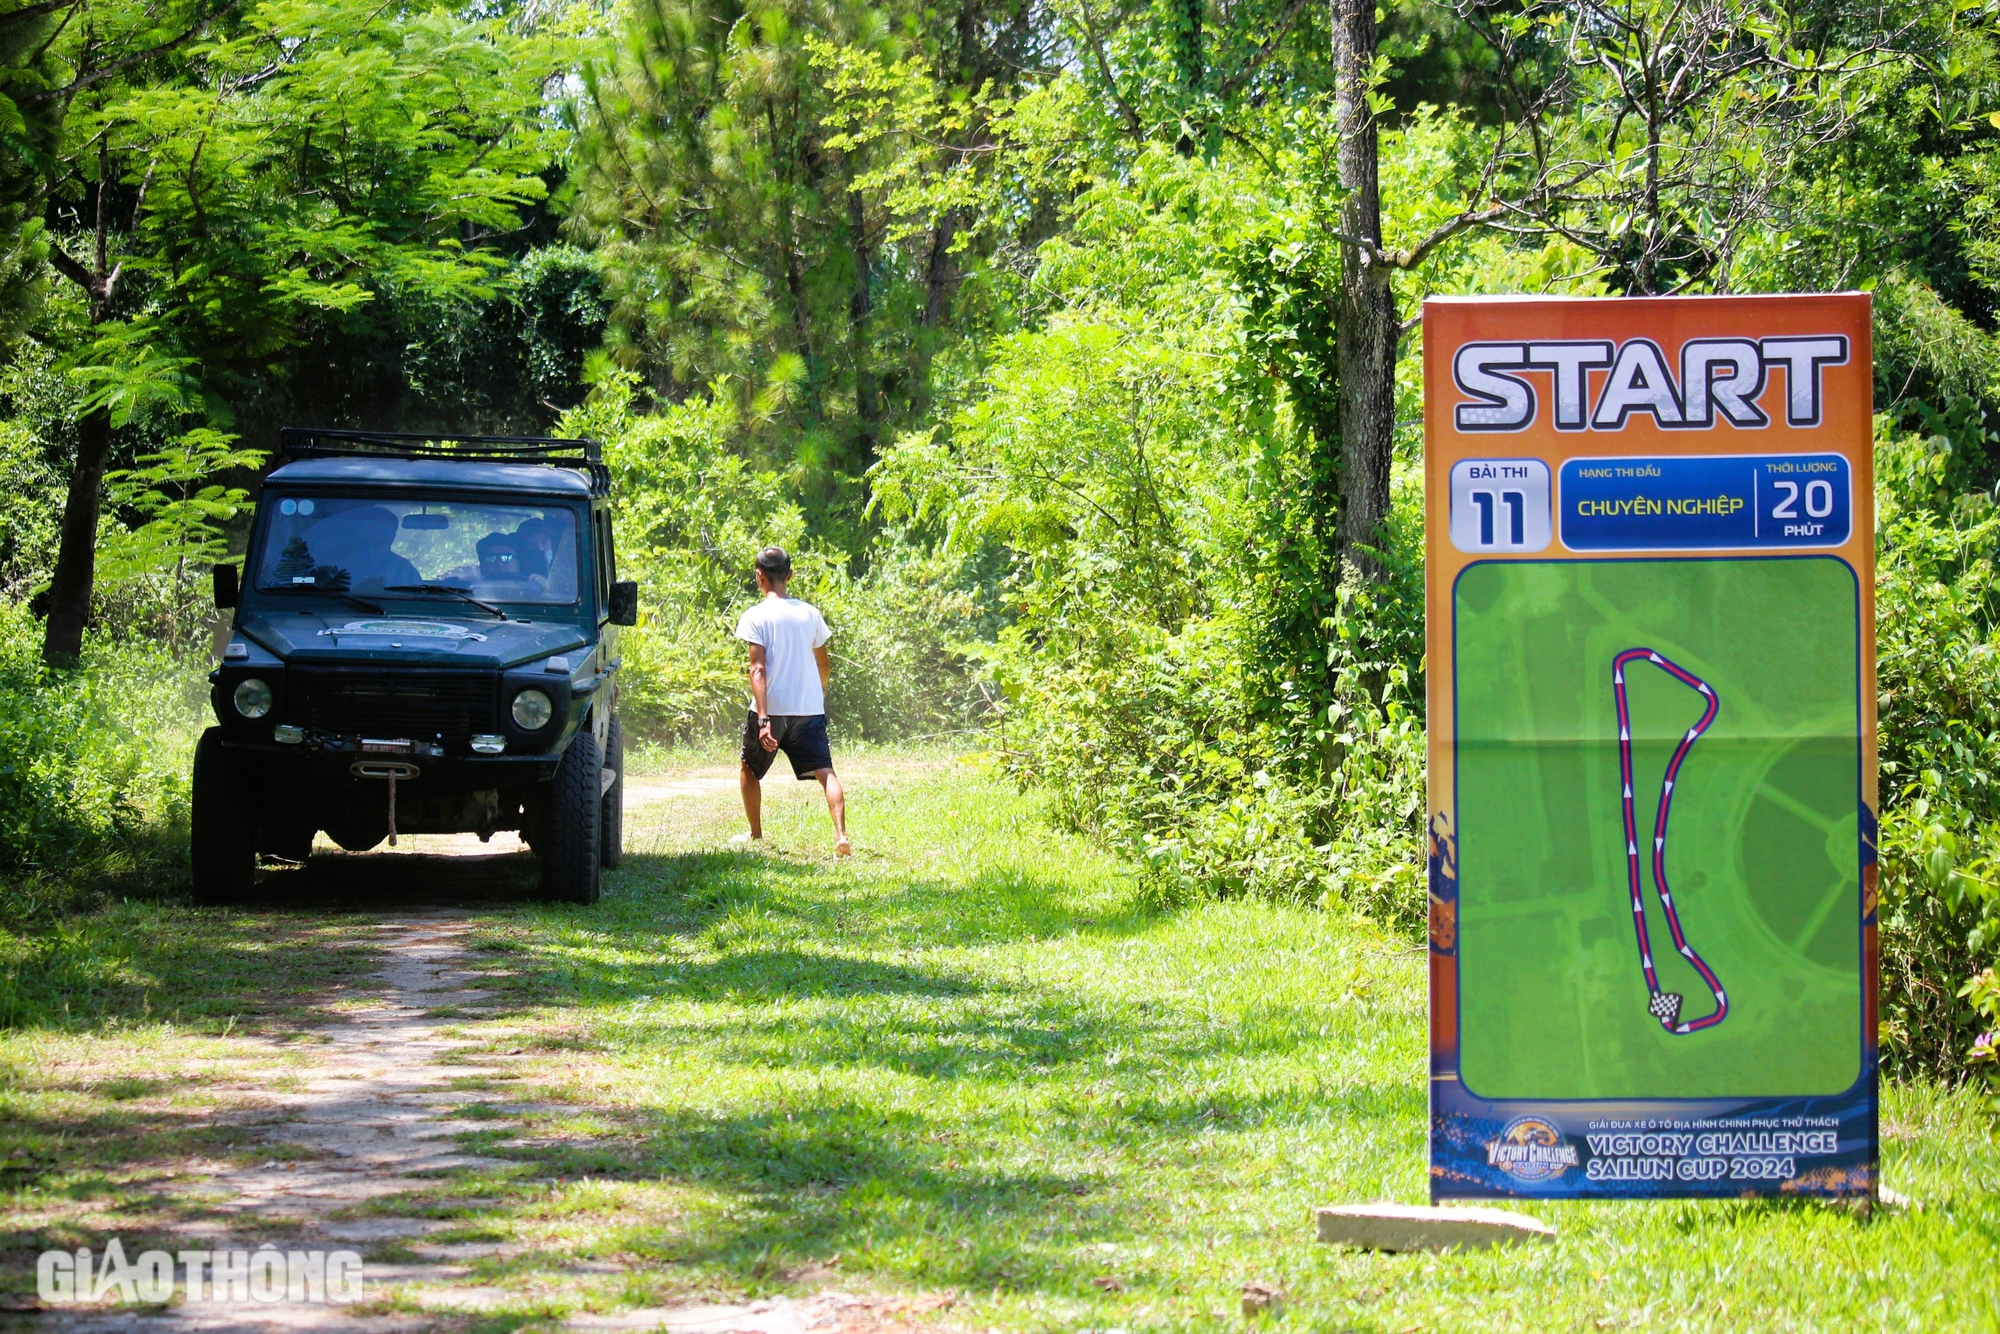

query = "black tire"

[539,729,602,904]
[190,728,257,904]
[600,713,624,869]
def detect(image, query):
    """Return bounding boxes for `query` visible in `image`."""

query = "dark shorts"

[740,711,834,781]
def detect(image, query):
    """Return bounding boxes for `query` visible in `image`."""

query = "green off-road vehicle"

[194,428,637,903]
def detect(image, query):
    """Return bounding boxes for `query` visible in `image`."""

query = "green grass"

[0,758,1995,1330]
[437,759,2000,1332]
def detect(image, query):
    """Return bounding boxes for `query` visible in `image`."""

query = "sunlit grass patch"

[438,758,2000,1331]
[0,904,383,1032]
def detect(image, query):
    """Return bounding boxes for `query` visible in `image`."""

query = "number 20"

[1771,480,1835,520]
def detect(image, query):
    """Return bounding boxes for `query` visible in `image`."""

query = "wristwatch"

[757,714,771,725]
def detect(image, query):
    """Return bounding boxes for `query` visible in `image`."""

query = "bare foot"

[834,837,853,858]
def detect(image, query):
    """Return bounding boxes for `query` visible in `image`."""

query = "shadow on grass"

[0,1095,276,1200]
[0,903,385,1034]
[265,847,546,908]
[456,850,1331,1087]
[455,849,1156,1005]
[861,865,1158,948]
[404,846,1423,1296]
[456,1094,1113,1292]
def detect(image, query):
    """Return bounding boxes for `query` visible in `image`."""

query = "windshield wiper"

[382,584,509,619]
[264,585,384,614]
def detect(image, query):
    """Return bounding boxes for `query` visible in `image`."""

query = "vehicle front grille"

[284,667,498,740]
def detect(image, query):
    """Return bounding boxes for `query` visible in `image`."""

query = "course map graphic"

[1453,557,1861,1101]
[1613,648,1729,1035]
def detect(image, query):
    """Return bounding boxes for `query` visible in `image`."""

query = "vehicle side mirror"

[608,580,639,626]
[214,563,239,610]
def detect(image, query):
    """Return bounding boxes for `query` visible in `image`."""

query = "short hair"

[754,546,792,581]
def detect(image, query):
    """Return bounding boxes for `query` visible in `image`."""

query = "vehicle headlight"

[233,677,273,719]
[511,688,553,730]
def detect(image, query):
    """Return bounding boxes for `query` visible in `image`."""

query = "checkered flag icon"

[1648,991,1683,1025]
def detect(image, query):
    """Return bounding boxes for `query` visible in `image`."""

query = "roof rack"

[277,427,611,496]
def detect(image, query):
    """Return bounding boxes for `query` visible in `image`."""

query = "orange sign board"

[1424,295,1877,1200]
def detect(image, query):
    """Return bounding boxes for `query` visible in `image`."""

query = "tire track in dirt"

[37,905,923,1333]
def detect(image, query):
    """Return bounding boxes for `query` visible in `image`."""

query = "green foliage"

[871,146,1430,921]
[1872,419,2000,1081]
[0,606,200,895]
[577,0,906,528]
[24,0,581,377]
[0,416,60,603]
[96,429,266,647]
[0,0,64,341]
[518,246,611,415]
[1960,966,2000,1107]
[0,0,593,640]
[558,372,807,740]
[807,544,999,742]
[1868,274,2000,489]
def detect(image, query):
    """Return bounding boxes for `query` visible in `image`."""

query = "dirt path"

[35,768,944,1334]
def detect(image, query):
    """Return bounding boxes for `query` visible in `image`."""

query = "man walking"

[733,547,851,856]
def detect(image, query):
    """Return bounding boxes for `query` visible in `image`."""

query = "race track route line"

[1612,647,1730,1035]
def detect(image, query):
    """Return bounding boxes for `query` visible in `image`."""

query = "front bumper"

[218,736,562,793]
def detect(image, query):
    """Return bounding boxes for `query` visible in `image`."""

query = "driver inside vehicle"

[476,529,525,582]
[311,505,422,593]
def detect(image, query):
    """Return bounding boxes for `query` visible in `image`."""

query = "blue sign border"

[1559,453,1851,552]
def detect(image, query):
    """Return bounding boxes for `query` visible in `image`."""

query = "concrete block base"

[1315,1202,1556,1252]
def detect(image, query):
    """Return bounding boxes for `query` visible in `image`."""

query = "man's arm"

[814,643,831,694]
[748,643,778,750]
[748,643,772,716]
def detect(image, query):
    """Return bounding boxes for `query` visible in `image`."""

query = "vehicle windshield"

[253,496,581,605]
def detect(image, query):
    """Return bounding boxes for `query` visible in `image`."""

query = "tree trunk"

[921,215,956,330]
[847,187,879,459]
[911,215,958,421]
[767,99,821,422]
[41,155,122,667]
[42,408,111,666]
[1330,0,1397,579]
[781,231,815,406]
[1637,109,1662,295]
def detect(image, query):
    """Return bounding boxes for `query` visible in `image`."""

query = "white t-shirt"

[733,596,832,716]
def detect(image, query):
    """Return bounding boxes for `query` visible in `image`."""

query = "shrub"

[561,372,986,747]
[1872,421,2000,1081]
[0,607,204,908]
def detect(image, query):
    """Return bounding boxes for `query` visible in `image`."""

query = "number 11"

[1471,490,1526,546]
